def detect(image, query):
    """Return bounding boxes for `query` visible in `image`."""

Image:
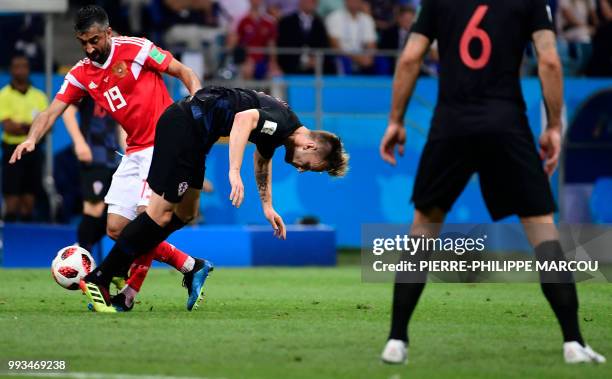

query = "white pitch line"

[0,372,226,379]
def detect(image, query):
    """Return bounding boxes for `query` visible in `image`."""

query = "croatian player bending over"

[79,86,349,312]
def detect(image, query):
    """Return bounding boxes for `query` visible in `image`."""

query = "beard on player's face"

[87,40,111,64]
[77,25,112,64]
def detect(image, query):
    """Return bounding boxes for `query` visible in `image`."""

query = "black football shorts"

[80,164,115,202]
[411,132,557,220]
[147,101,205,204]
[2,142,42,196]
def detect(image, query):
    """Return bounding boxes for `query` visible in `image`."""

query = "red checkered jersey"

[56,36,174,153]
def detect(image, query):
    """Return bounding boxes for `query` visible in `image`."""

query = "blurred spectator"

[265,0,300,19]
[123,0,154,36]
[0,56,48,222]
[363,0,398,34]
[377,5,438,76]
[379,4,414,52]
[318,0,344,17]
[557,0,599,42]
[557,0,599,74]
[227,0,281,79]
[326,0,377,74]
[163,0,230,78]
[218,0,250,31]
[586,0,612,76]
[0,14,45,71]
[277,0,333,74]
[378,6,416,75]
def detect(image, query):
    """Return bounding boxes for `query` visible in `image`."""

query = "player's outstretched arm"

[62,104,92,163]
[228,109,259,208]
[533,29,563,176]
[166,58,202,96]
[254,150,286,240]
[381,33,430,165]
[9,99,69,164]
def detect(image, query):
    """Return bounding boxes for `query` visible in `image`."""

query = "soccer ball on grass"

[51,246,96,290]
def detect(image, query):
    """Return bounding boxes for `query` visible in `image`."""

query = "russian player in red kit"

[10,5,212,312]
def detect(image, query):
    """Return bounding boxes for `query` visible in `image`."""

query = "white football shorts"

[104,146,153,220]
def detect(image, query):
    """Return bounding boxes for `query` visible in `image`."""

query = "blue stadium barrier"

[2,223,336,268]
[2,224,75,268]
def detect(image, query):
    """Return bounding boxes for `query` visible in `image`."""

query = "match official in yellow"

[0,55,48,222]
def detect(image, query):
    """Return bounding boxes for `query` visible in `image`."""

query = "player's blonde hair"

[312,131,350,177]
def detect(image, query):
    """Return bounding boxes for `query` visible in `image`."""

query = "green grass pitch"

[0,266,610,379]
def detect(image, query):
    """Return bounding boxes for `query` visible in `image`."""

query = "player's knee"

[149,209,174,228]
[106,222,124,240]
[83,201,106,218]
[175,207,197,224]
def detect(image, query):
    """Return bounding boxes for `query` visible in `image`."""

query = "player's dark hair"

[313,131,350,177]
[74,5,109,33]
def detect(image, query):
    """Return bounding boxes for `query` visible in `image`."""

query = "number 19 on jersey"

[103,86,127,112]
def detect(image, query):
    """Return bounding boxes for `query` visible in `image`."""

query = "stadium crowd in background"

[1,0,612,78]
[0,14,46,71]
[586,0,612,75]
[326,0,378,75]
[277,0,335,75]
[226,0,282,80]
[162,0,231,79]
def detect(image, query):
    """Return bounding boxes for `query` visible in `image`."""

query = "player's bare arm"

[228,109,259,208]
[165,58,201,96]
[533,29,563,176]
[62,104,93,163]
[9,98,70,164]
[380,33,430,165]
[254,149,286,240]
[117,124,127,152]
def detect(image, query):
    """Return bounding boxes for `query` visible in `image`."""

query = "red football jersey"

[56,36,174,153]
